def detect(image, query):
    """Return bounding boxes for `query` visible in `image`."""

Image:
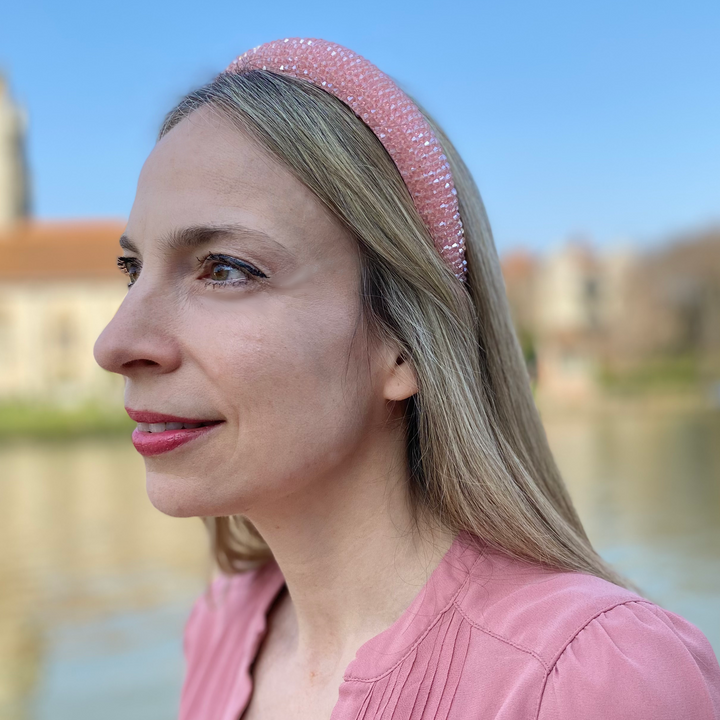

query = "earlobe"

[384,354,418,401]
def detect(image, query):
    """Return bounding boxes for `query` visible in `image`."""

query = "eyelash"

[116,256,141,288]
[197,253,268,289]
[115,253,268,289]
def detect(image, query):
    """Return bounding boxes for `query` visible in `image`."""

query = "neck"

[244,429,455,671]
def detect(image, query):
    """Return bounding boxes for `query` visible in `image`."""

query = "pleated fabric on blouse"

[179,532,720,720]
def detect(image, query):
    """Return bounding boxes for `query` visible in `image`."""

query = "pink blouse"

[179,532,720,719]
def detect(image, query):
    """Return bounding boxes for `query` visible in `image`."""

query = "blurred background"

[0,1,719,718]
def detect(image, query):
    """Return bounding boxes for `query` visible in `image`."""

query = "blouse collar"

[259,531,483,681]
[343,531,482,680]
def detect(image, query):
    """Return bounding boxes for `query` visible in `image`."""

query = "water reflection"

[0,405,718,718]
[544,403,720,650]
[0,439,207,720]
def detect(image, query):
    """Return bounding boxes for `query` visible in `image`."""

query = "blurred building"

[503,239,633,400]
[501,229,720,402]
[0,72,30,228]
[0,221,127,405]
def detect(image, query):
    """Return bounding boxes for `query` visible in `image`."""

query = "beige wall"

[0,281,126,405]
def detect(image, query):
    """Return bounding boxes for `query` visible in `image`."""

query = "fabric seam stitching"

[453,602,550,672]
[344,553,483,683]
[532,599,656,720]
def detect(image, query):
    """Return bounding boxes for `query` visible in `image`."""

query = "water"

[543,402,720,648]
[0,404,718,719]
[0,440,207,720]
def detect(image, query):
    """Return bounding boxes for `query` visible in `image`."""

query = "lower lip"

[131,423,223,457]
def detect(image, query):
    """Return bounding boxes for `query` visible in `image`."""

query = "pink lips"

[125,407,224,457]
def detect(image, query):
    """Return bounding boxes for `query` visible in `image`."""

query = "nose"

[94,281,182,378]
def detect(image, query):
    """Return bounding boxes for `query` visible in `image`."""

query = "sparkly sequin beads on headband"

[225,38,467,282]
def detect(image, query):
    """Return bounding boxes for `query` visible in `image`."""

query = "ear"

[383,351,418,402]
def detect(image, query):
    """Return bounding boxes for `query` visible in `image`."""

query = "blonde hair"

[159,69,628,587]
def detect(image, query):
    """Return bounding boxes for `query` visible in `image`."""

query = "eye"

[208,262,247,283]
[198,253,267,288]
[117,256,141,287]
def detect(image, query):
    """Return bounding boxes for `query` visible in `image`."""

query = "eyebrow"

[118,223,289,259]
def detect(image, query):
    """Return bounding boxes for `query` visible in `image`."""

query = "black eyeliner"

[197,253,268,278]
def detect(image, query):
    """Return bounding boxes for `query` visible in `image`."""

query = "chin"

[145,471,217,518]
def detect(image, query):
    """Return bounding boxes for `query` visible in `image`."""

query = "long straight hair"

[159,69,628,588]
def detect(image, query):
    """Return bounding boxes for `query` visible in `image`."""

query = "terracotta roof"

[501,249,538,283]
[0,219,127,281]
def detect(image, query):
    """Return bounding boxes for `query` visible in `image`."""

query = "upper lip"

[125,407,224,424]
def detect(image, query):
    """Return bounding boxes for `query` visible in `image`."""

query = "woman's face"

[94,107,406,518]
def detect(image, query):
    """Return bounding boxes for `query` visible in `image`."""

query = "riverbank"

[0,402,134,440]
[535,386,720,420]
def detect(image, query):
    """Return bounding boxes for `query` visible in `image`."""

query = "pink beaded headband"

[225,38,467,282]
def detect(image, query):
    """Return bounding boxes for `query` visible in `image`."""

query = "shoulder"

[536,600,720,719]
[457,548,720,718]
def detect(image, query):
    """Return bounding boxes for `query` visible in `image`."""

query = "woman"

[93,38,720,719]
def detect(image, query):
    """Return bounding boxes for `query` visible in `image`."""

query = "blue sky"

[1,0,718,253]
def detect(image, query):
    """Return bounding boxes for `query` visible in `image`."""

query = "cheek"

[183,295,375,503]
[194,297,362,398]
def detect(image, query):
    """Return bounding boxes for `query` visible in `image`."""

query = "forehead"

[128,106,348,259]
